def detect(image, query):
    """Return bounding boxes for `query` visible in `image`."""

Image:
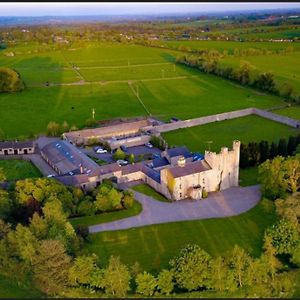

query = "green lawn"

[0,160,42,181]
[163,115,298,153]
[276,105,300,120]
[132,184,170,202]
[69,200,142,227]
[0,275,42,298]
[239,167,259,187]
[85,199,276,272]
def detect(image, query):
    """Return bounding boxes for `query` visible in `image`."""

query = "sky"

[0,2,300,17]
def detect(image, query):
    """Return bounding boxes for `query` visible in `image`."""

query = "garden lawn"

[162,115,298,153]
[85,199,276,272]
[69,200,142,227]
[239,167,259,187]
[0,160,41,181]
[132,184,170,202]
[0,275,42,298]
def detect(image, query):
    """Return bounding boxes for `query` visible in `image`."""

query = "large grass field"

[162,115,299,153]
[0,42,289,139]
[0,160,42,181]
[221,52,300,94]
[85,199,276,272]
[162,40,300,53]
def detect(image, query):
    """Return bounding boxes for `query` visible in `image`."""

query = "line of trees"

[240,134,300,169]
[176,54,300,103]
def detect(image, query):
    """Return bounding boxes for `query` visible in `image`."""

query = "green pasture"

[0,42,291,139]
[162,115,298,153]
[162,40,300,53]
[0,83,145,138]
[221,52,300,94]
[85,199,276,272]
[138,74,283,120]
[0,160,42,181]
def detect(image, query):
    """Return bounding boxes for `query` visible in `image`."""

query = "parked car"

[117,159,128,166]
[47,174,55,178]
[96,148,107,154]
[120,145,127,152]
[145,142,153,148]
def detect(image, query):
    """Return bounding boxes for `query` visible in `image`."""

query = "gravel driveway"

[89,185,261,233]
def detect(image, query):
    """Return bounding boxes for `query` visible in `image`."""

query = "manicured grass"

[0,275,42,298]
[85,199,276,272]
[0,160,42,181]
[239,167,259,187]
[163,115,298,153]
[69,200,142,227]
[132,184,170,202]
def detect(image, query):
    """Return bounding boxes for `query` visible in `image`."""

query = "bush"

[113,148,126,161]
[74,225,89,241]
[0,67,25,93]
[76,199,96,216]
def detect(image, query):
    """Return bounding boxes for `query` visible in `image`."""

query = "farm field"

[85,199,276,272]
[162,115,299,153]
[162,40,300,53]
[220,52,300,94]
[0,43,286,139]
[0,160,42,181]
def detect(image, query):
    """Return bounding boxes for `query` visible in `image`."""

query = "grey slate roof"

[0,140,35,149]
[41,140,100,176]
[167,146,192,158]
[168,160,211,178]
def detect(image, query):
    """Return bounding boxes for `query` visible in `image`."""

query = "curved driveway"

[89,185,261,233]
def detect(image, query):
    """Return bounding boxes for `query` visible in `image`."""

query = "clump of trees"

[240,134,300,169]
[258,155,300,199]
[0,67,25,93]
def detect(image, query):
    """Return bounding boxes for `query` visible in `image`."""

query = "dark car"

[120,145,127,152]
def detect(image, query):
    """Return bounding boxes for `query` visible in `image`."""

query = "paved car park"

[80,145,162,164]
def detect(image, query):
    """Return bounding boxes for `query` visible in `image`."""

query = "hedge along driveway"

[89,185,261,233]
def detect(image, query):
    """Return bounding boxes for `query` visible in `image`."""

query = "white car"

[145,142,153,148]
[47,174,55,178]
[96,148,107,154]
[117,160,128,166]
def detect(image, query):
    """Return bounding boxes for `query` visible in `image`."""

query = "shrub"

[0,67,25,93]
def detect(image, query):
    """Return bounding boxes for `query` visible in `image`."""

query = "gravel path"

[89,185,261,233]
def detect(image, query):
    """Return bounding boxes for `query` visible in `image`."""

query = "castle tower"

[204,140,240,190]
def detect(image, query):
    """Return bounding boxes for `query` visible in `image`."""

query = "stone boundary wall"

[0,154,31,161]
[109,135,151,150]
[253,108,300,128]
[153,107,300,134]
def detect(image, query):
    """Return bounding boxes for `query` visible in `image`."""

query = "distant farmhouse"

[0,141,35,155]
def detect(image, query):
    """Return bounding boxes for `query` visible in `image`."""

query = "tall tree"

[32,239,71,295]
[278,138,288,157]
[102,256,131,297]
[136,271,158,296]
[170,244,212,291]
[157,269,174,295]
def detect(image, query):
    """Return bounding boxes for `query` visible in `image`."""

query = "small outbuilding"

[0,141,35,155]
